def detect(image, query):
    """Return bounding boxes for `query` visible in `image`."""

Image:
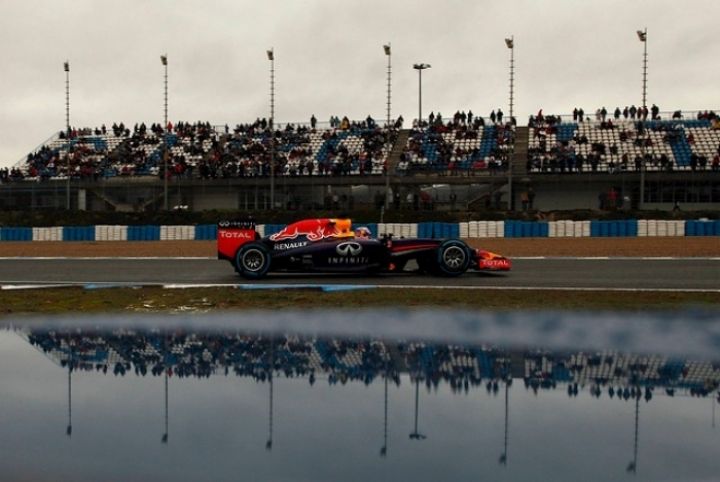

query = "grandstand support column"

[161,54,169,210]
[267,48,275,210]
[64,61,71,210]
[384,43,392,210]
[505,37,515,211]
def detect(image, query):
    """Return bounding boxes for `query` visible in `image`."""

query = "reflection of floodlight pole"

[267,48,275,211]
[66,365,72,437]
[266,338,274,451]
[162,371,169,444]
[380,369,389,457]
[64,61,71,210]
[161,54,169,210]
[499,381,509,465]
[627,394,640,474]
[409,378,427,440]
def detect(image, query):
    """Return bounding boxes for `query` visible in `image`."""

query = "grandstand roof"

[2,0,719,168]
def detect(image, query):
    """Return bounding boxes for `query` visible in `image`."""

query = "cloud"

[1,0,719,167]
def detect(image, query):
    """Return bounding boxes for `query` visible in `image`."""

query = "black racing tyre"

[235,242,272,279]
[434,240,471,276]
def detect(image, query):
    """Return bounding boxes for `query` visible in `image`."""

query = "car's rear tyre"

[434,240,470,276]
[235,242,271,279]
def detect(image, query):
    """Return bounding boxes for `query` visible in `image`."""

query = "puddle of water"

[1,311,719,481]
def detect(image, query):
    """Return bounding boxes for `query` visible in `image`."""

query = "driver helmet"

[354,226,372,239]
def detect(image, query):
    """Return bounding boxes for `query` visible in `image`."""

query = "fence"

[1,219,718,242]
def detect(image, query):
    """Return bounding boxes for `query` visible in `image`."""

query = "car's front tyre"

[435,240,471,276]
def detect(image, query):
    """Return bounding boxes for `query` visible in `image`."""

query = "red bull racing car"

[217,218,511,280]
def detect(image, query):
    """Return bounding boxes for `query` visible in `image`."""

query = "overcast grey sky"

[1,0,718,168]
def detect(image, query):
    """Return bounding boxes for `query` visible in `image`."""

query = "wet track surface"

[1,258,718,290]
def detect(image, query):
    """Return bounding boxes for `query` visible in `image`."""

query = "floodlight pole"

[161,54,169,210]
[384,43,392,211]
[268,48,275,211]
[640,28,648,110]
[64,61,71,210]
[506,37,515,211]
[413,63,431,126]
[637,29,647,209]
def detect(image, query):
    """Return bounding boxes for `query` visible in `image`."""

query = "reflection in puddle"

[2,316,720,481]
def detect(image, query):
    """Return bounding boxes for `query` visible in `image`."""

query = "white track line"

[1,256,720,261]
[0,256,215,260]
[2,282,719,294]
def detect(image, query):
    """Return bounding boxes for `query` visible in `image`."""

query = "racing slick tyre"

[235,242,272,280]
[434,240,471,277]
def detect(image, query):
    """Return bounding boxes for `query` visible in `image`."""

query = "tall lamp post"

[267,48,275,211]
[161,54,169,210]
[505,37,515,211]
[384,44,392,211]
[637,29,648,110]
[64,61,71,210]
[637,29,647,209]
[412,63,431,127]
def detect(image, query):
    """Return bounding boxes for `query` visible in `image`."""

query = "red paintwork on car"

[475,249,512,271]
[217,227,255,261]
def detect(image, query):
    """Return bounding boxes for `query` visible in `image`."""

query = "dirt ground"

[0,237,718,258]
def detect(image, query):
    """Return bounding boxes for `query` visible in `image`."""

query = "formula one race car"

[217,218,511,280]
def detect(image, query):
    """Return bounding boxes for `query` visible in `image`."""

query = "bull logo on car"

[336,242,362,256]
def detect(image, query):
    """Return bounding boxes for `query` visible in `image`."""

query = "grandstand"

[1,109,719,212]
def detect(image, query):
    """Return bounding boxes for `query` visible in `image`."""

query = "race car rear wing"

[217,220,258,261]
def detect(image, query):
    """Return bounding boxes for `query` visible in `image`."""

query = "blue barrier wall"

[590,220,638,237]
[194,224,217,241]
[1,219,719,241]
[0,227,32,241]
[127,225,161,241]
[504,221,549,238]
[63,226,96,242]
[686,220,720,236]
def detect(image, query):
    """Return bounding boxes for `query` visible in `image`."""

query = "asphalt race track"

[0,257,719,291]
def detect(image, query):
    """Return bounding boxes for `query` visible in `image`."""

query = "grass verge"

[0,287,718,315]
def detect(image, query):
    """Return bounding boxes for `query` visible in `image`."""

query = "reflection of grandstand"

[524,349,719,396]
[23,328,720,399]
